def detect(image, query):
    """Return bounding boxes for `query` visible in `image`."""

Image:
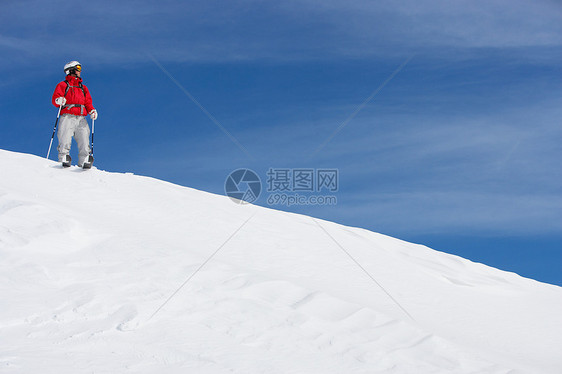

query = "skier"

[51,60,97,168]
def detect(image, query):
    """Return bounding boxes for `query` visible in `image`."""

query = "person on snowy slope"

[51,61,97,167]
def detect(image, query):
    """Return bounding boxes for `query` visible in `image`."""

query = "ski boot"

[82,155,94,169]
[62,154,72,168]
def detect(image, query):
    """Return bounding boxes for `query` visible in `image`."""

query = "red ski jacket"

[52,75,95,116]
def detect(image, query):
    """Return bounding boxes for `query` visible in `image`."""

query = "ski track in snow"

[0,149,561,374]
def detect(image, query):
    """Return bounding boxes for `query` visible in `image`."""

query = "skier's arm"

[83,85,95,114]
[52,82,66,107]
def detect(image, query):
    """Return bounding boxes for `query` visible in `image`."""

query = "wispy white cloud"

[1,0,560,70]
[335,189,562,235]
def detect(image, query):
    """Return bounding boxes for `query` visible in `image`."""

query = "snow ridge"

[1,149,561,374]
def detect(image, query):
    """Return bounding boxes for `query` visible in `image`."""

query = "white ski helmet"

[63,60,81,74]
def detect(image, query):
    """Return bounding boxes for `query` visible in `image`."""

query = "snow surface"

[0,149,561,374]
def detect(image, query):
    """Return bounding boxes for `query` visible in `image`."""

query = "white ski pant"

[57,114,90,165]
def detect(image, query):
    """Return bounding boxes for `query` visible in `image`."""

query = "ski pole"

[90,118,95,156]
[46,105,62,159]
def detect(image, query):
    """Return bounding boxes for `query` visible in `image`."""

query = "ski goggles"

[74,65,82,72]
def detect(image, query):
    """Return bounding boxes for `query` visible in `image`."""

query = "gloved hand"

[89,109,98,120]
[55,97,67,107]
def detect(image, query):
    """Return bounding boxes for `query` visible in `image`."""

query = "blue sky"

[1,0,561,285]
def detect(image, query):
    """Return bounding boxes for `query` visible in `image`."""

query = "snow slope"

[0,149,561,374]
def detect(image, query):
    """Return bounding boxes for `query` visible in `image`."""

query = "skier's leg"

[57,115,76,162]
[74,117,91,166]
